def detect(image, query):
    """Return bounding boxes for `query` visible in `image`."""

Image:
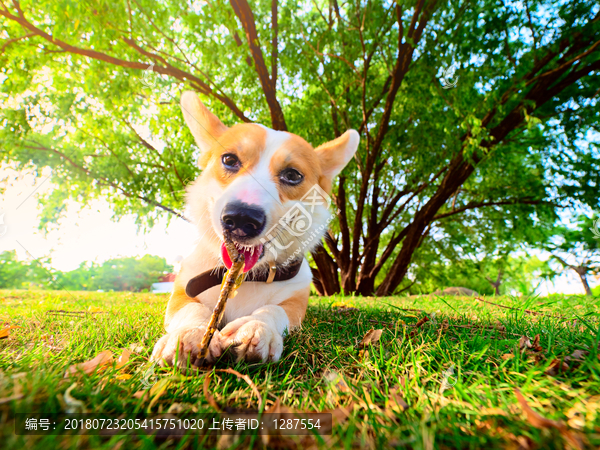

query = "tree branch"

[432,198,544,221]
[0,4,251,123]
[271,0,278,85]
[229,0,287,130]
[22,141,189,222]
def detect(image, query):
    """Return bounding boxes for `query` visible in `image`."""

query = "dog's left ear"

[315,130,359,189]
[180,91,228,164]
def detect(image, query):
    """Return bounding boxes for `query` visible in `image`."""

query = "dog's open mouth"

[221,242,264,273]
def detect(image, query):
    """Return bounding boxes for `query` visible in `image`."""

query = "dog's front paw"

[219,318,283,363]
[150,326,222,368]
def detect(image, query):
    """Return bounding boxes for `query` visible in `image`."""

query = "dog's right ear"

[180,91,228,164]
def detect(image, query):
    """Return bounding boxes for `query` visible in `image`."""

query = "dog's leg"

[217,287,310,362]
[150,280,222,368]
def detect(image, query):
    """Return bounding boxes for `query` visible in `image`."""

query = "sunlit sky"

[0,165,593,295]
[0,166,198,271]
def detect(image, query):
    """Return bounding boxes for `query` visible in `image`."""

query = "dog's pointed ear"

[315,130,359,188]
[181,91,228,159]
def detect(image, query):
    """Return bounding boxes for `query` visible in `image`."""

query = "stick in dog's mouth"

[220,239,264,273]
[196,230,246,366]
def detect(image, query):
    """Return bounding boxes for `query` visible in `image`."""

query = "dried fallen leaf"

[115,349,131,369]
[514,389,583,449]
[409,316,430,337]
[65,350,113,377]
[388,387,409,413]
[567,350,589,362]
[545,359,569,376]
[519,336,532,352]
[502,353,515,360]
[133,390,149,400]
[115,374,132,380]
[531,334,544,352]
[526,351,545,365]
[515,435,533,449]
[515,389,564,429]
[0,326,21,339]
[566,404,586,430]
[358,329,383,349]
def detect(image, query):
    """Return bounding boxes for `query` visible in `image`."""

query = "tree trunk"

[376,155,476,296]
[574,267,593,296]
[310,246,341,295]
[486,270,503,295]
[310,267,325,296]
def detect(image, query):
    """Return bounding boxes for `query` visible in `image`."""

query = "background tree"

[406,213,551,295]
[1,0,598,295]
[0,252,172,292]
[544,215,600,296]
[0,250,48,288]
[411,253,549,296]
[55,255,173,292]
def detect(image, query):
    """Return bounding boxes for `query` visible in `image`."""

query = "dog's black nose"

[221,202,266,238]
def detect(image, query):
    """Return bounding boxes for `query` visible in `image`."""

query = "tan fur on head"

[180,91,360,269]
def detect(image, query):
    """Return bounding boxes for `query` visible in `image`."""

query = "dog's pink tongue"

[221,243,263,273]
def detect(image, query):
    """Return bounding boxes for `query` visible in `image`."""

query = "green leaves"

[1,0,599,293]
[0,251,173,292]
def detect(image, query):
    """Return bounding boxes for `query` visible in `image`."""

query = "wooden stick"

[196,232,245,365]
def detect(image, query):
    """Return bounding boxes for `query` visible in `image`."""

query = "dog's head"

[182,92,359,273]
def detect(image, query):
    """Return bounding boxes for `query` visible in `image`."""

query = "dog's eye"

[221,153,240,170]
[279,168,304,185]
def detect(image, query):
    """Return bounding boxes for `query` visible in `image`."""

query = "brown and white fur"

[151,91,359,366]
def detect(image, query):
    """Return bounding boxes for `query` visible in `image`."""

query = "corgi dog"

[151,91,359,367]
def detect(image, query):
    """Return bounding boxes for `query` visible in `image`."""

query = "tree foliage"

[0,251,172,292]
[545,214,600,295]
[407,213,551,295]
[0,250,48,288]
[1,0,599,295]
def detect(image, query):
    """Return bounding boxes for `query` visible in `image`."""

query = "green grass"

[1,289,600,449]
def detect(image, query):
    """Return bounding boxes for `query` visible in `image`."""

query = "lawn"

[1,289,599,449]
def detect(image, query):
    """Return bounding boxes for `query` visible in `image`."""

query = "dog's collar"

[185,258,304,298]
